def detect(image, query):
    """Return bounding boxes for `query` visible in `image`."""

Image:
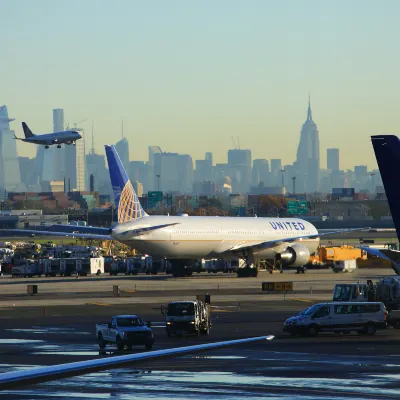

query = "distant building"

[18,157,37,188]
[205,152,213,164]
[193,180,216,195]
[65,132,86,191]
[327,148,339,171]
[153,152,193,193]
[133,181,144,197]
[148,145,163,190]
[53,108,65,180]
[295,97,320,193]
[0,106,21,192]
[270,159,282,186]
[227,149,252,192]
[115,137,129,167]
[252,159,270,186]
[195,157,213,182]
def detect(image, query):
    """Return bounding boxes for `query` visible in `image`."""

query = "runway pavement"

[0,268,399,398]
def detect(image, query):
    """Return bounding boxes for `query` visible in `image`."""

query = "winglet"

[105,145,147,223]
[21,122,34,138]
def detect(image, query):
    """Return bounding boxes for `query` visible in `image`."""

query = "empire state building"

[295,98,320,193]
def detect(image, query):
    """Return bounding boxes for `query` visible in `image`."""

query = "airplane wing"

[0,228,112,241]
[0,335,274,389]
[217,228,369,255]
[360,246,400,275]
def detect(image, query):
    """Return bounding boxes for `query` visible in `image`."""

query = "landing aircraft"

[2,145,365,276]
[13,122,82,149]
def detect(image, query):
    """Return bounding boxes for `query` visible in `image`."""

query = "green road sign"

[287,200,308,215]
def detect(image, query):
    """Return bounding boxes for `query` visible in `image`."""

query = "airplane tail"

[21,122,34,138]
[105,145,148,223]
[371,135,400,240]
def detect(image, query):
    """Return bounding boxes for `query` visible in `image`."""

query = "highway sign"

[287,200,308,215]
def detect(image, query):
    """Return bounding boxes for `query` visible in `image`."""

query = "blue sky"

[1,0,399,169]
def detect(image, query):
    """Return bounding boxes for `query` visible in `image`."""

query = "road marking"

[85,302,111,307]
[287,298,313,303]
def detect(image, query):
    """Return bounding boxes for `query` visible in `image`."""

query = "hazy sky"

[1,0,399,169]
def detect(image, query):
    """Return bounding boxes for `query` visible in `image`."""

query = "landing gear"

[296,266,307,274]
[237,252,258,277]
[45,145,49,149]
[73,142,76,146]
[57,144,61,148]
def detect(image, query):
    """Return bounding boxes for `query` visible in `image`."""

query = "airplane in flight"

[13,122,82,149]
[2,145,366,276]
[0,335,274,389]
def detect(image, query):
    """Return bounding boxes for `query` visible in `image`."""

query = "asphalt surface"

[0,269,399,398]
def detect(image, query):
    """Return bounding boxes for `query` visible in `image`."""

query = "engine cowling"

[275,243,310,267]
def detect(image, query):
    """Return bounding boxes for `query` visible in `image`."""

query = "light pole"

[281,169,285,188]
[292,176,296,195]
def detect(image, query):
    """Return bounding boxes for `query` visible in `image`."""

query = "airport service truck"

[96,315,154,350]
[165,300,211,337]
[333,277,400,328]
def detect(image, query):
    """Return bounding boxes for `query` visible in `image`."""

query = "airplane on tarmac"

[13,122,82,149]
[1,145,367,276]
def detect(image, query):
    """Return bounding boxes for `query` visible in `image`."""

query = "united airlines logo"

[118,181,146,223]
[270,221,305,231]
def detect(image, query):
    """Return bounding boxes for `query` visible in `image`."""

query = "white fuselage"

[111,216,320,260]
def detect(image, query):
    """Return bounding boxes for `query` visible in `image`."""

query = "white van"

[283,302,387,336]
[333,259,357,273]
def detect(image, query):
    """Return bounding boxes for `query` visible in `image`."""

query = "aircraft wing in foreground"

[0,335,274,389]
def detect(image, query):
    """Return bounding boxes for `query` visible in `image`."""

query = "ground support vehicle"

[165,300,211,337]
[109,259,127,275]
[96,315,154,350]
[76,257,104,276]
[11,262,42,277]
[283,302,387,336]
[332,259,357,273]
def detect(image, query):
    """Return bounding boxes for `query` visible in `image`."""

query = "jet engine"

[275,243,310,267]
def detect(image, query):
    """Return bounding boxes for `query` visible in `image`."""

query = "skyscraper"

[148,146,163,190]
[270,159,282,186]
[0,106,21,191]
[252,159,269,186]
[53,109,65,180]
[227,149,252,192]
[42,108,65,182]
[65,130,86,191]
[115,137,129,167]
[327,148,339,171]
[295,97,320,193]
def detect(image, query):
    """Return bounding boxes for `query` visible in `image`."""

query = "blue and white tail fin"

[105,145,147,223]
[371,135,400,240]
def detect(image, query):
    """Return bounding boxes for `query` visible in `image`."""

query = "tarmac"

[0,268,399,399]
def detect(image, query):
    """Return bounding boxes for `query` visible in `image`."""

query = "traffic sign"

[262,282,293,292]
[287,200,308,215]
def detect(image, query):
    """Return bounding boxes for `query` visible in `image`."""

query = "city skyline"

[2,1,400,169]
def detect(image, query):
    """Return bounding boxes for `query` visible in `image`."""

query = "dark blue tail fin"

[371,135,400,240]
[21,122,34,138]
[104,145,147,223]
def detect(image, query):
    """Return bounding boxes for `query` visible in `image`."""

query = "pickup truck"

[96,315,154,350]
